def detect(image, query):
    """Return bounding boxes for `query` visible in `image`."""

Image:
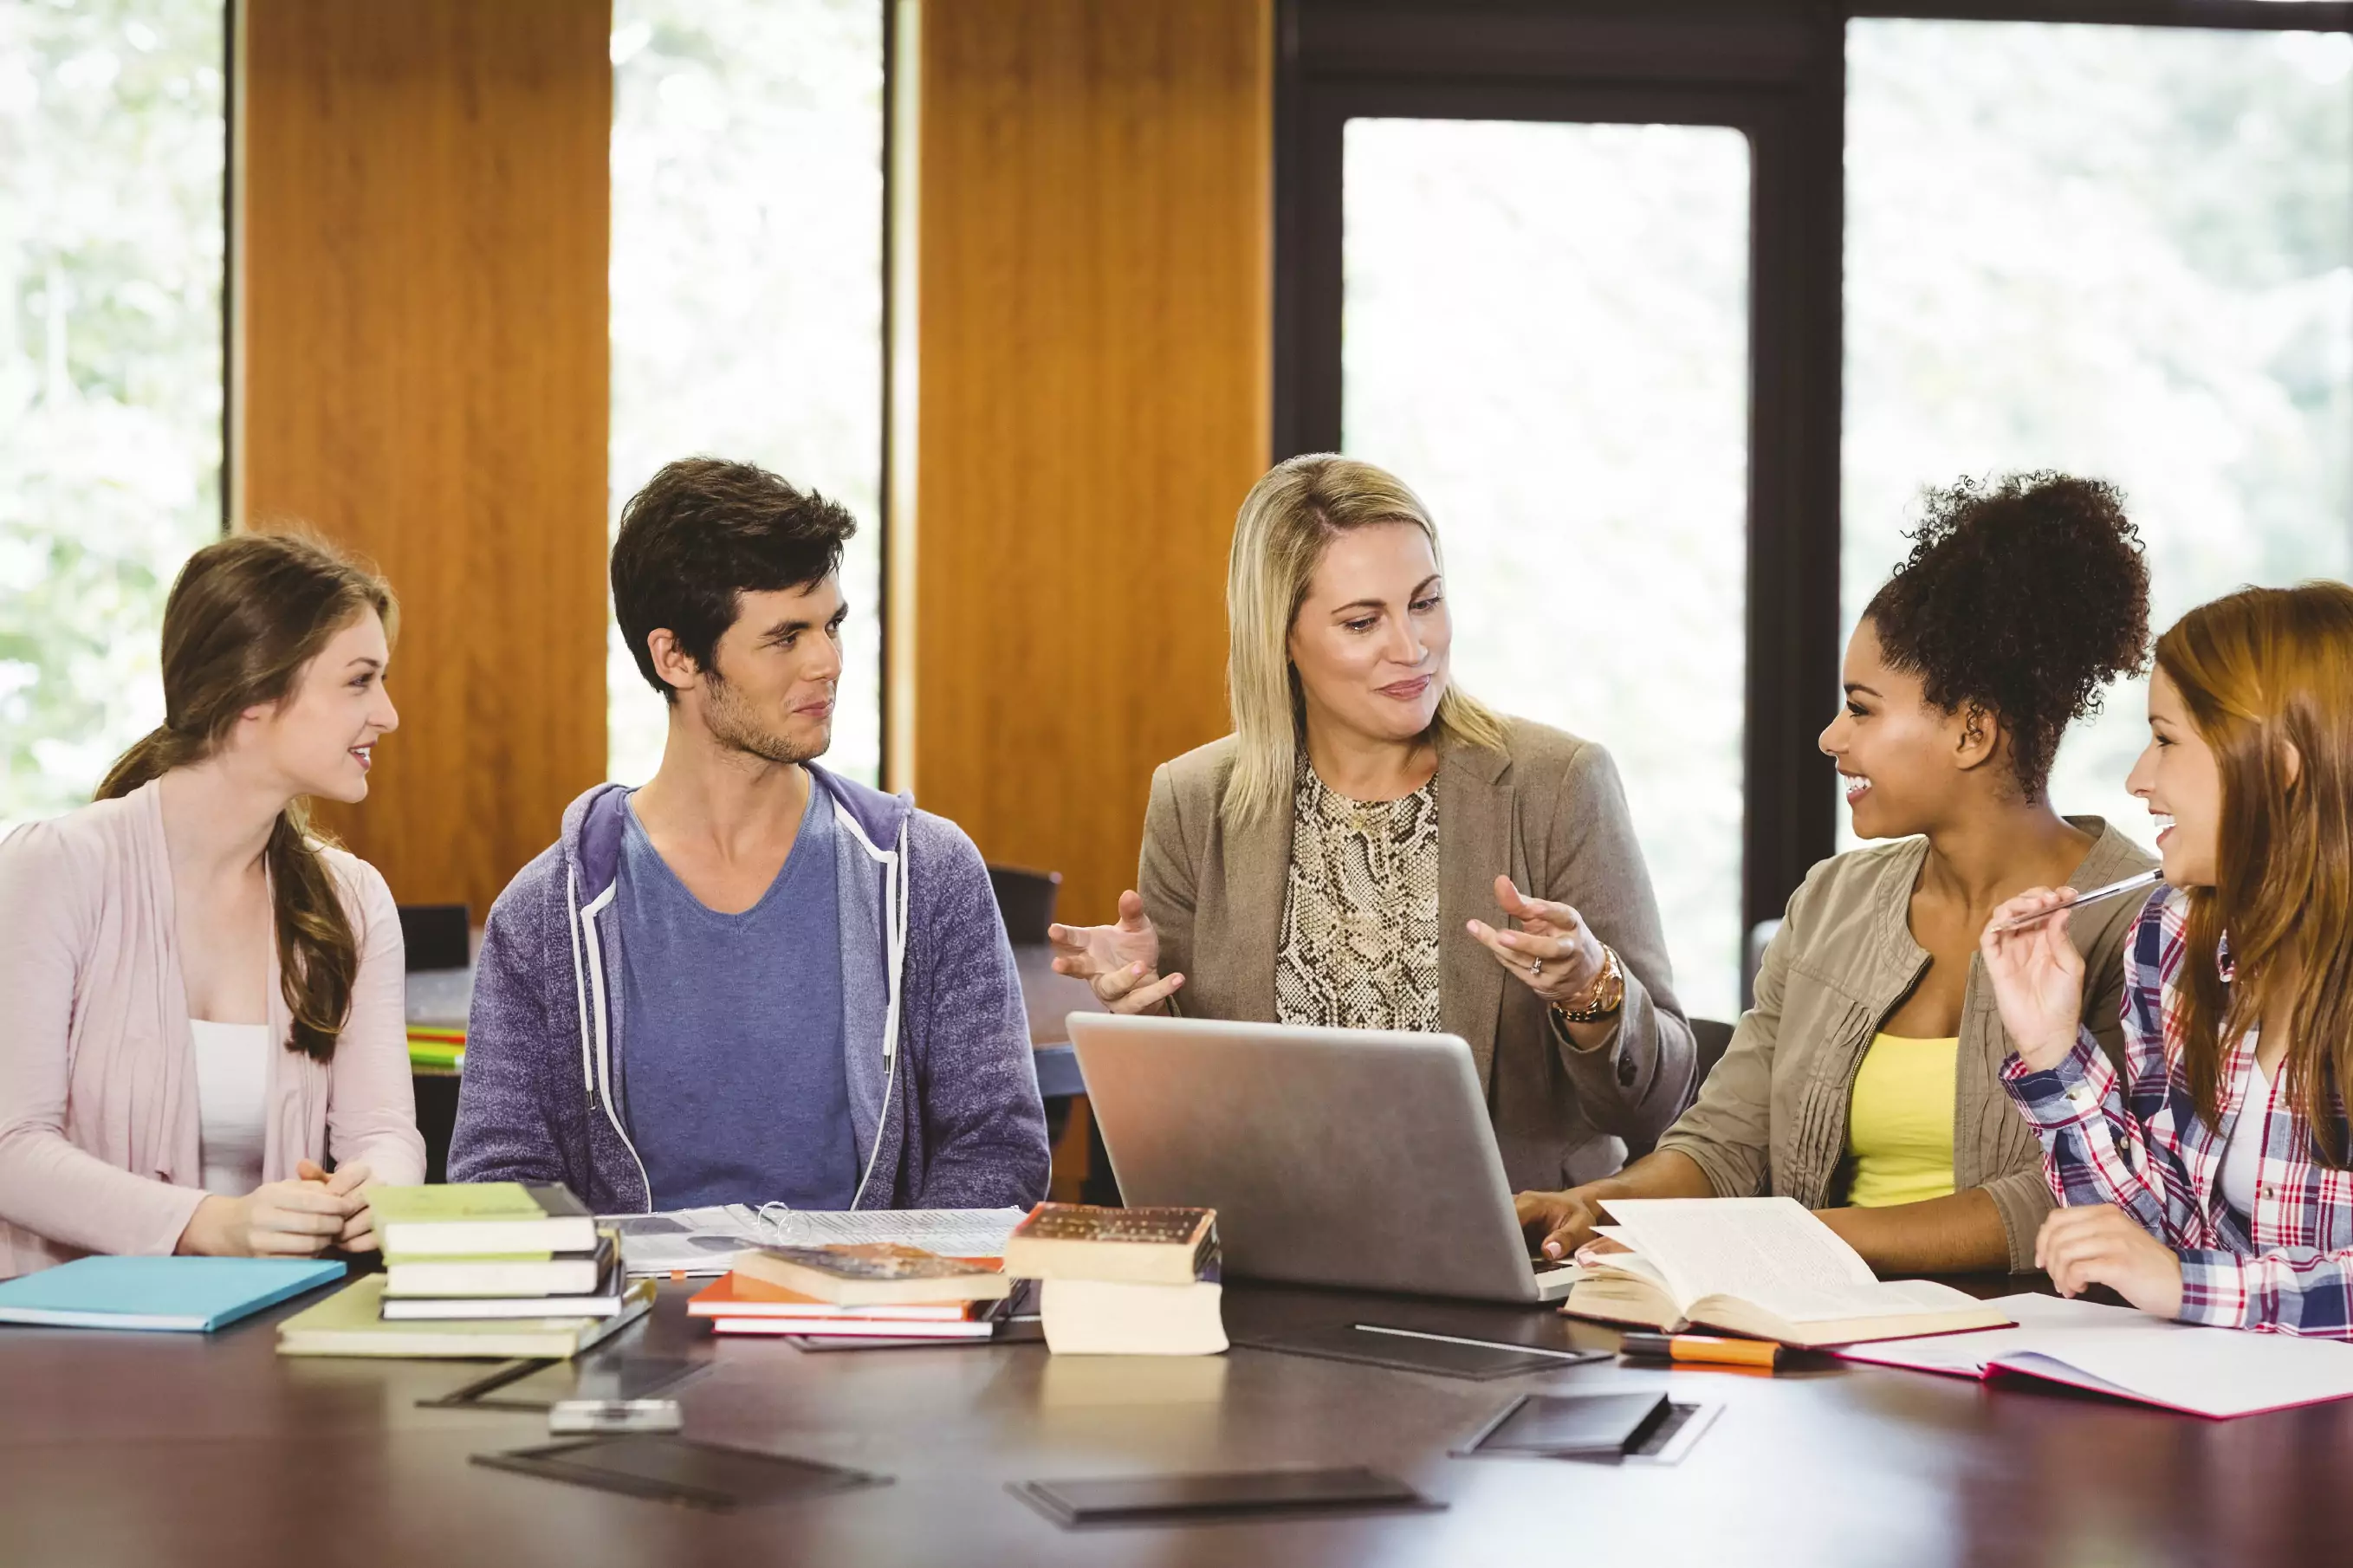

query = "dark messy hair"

[1864,472,2150,802]
[611,457,858,703]
[98,531,396,1062]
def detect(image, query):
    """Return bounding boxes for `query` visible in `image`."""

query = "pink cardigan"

[0,781,425,1277]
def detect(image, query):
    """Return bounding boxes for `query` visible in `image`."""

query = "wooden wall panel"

[908,0,1272,927]
[236,0,610,919]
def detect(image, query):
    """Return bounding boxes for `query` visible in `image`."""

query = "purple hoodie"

[449,767,1050,1213]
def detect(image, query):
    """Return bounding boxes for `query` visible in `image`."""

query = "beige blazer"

[1656,818,2153,1271]
[0,781,425,1277]
[1139,718,1698,1192]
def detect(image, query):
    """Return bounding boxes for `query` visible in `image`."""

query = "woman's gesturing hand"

[1047,890,1184,1015]
[1467,877,1608,1006]
[2037,1203,2184,1319]
[1979,887,2087,1072]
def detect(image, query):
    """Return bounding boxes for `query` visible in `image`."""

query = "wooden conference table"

[8,1273,2353,1568]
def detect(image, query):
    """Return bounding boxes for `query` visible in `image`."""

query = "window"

[0,0,224,826]
[1844,20,2353,843]
[606,0,886,786]
[1342,118,1753,1020]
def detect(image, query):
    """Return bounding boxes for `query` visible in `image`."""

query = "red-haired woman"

[0,534,424,1278]
[1987,581,2353,1334]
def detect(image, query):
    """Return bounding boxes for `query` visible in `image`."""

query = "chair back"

[397,904,470,972]
[1618,1016,1736,1163]
[987,865,1062,945]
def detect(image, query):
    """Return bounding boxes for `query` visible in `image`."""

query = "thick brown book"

[1002,1204,1218,1285]
[732,1244,1012,1307]
[1560,1198,2012,1349]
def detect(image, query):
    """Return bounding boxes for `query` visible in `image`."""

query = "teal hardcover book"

[0,1257,347,1332]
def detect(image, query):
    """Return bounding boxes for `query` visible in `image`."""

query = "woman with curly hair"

[1518,473,2155,1275]
[1987,583,2353,1335]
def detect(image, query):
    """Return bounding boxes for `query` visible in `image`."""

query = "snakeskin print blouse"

[1274,761,1442,1033]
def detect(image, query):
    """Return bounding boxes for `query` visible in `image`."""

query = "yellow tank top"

[1844,1033,1961,1208]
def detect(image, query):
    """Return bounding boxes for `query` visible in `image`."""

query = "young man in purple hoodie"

[450,459,1049,1214]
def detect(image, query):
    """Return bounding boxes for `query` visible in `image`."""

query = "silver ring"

[1528,958,1543,979]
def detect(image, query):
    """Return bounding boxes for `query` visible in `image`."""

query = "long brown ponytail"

[2157,582,2353,1165]
[98,533,399,1062]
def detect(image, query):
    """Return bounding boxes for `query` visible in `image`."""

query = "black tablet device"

[1014,1465,1442,1528]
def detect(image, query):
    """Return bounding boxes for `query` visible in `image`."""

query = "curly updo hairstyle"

[1863,473,2150,803]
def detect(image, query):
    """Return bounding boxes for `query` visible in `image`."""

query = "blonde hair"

[1223,453,1507,822]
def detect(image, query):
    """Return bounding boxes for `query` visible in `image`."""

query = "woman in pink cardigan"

[0,533,425,1278]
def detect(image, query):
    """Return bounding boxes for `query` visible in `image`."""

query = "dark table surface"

[7,1272,2351,1568]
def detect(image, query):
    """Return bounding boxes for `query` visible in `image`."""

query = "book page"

[1998,1323,2353,1418]
[1841,1293,2162,1376]
[1599,1197,1909,1323]
[759,1207,1029,1256]
[606,1207,1028,1276]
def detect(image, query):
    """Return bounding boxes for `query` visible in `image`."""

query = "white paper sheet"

[1844,1292,2353,1417]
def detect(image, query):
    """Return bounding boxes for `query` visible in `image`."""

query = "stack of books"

[405,969,469,1072]
[689,1243,1014,1341]
[277,1182,652,1358]
[1003,1203,1226,1356]
[404,1026,465,1072]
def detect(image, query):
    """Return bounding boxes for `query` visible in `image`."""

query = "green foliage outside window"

[0,0,224,826]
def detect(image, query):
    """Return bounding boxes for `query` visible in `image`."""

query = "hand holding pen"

[1979,879,2128,1073]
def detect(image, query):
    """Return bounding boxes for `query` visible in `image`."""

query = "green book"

[275,1274,651,1359]
[368,1183,596,1257]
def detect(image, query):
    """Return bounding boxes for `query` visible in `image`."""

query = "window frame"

[1274,0,2353,965]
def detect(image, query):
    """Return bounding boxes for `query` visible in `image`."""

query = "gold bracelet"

[1552,944,1624,1025]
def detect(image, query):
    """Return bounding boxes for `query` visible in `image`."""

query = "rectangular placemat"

[473,1435,887,1511]
[1012,1465,1442,1528]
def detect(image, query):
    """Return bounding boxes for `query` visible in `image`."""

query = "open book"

[605,1206,1030,1277]
[1839,1293,2353,1418]
[1561,1197,2012,1347]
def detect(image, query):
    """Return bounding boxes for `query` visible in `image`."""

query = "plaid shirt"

[2001,886,2353,1337]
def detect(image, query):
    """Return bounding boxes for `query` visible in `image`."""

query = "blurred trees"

[0,0,223,824]
[606,0,885,787]
[1846,21,2353,843]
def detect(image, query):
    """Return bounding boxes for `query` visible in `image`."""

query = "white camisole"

[2217,1056,2274,1224]
[188,1020,271,1196]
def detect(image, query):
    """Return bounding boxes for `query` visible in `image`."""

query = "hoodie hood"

[555,763,914,902]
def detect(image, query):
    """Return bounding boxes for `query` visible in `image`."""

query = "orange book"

[686,1272,986,1323]
[710,1314,998,1340]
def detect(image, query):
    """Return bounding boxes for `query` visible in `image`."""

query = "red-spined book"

[688,1272,1009,1338]
[689,1272,979,1321]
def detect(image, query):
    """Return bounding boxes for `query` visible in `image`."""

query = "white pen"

[1352,1324,1597,1362]
[1988,868,2164,933]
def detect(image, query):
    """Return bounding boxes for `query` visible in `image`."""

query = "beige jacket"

[1656,819,2153,1271]
[0,781,425,1277]
[1139,719,1697,1191]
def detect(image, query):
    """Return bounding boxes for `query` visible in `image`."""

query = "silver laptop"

[1066,1013,1580,1305]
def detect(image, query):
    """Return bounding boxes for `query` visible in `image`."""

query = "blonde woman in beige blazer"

[1050,455,1697,1189]
[0,535,423,1279]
